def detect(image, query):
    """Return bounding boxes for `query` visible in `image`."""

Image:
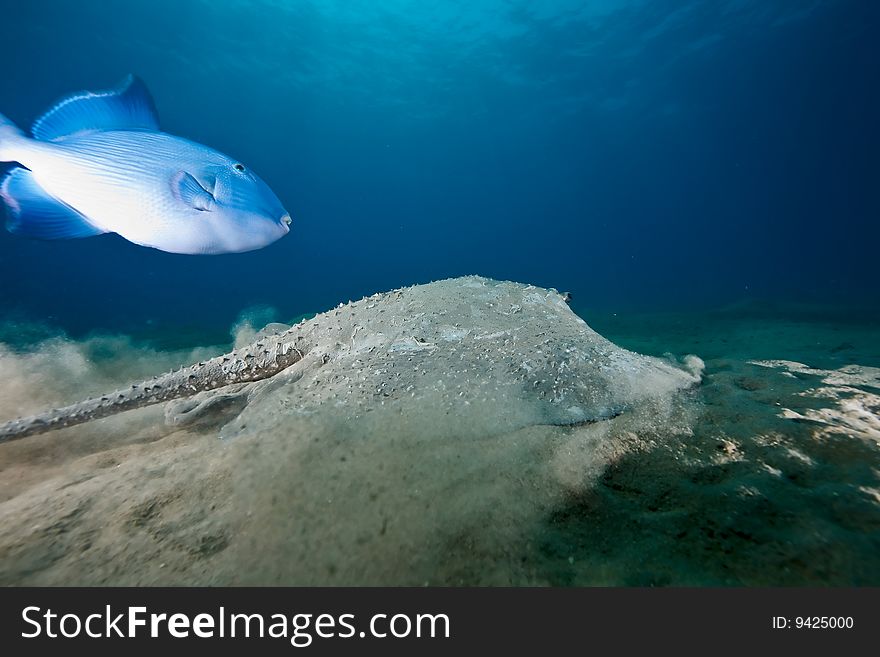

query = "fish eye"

[233,163,246,173]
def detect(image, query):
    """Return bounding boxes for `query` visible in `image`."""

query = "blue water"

[1,0,877,340]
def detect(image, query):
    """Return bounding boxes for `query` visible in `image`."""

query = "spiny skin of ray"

[0,325,310,444]
[0,282,410,444]
[0,278,573,443]
[0,279,426,444]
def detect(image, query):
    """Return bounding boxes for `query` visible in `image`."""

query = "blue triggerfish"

[0,76,291,254]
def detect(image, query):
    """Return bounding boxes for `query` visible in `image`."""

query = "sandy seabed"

[0,286,877,586]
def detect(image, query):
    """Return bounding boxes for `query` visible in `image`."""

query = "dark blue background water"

[1,0,877,341]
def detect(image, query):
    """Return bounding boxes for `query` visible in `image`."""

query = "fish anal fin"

[1,167,106,239]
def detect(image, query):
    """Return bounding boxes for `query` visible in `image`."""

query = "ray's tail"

[0,331,308,444]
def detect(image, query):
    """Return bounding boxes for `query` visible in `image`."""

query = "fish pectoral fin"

[1,168,106,239]
[171,171,215,212]
[32,75,160,141]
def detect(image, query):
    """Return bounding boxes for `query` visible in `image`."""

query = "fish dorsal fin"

[31,75,159,141]
[171,171,216,212]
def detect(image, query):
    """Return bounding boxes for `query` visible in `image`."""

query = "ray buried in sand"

[0,276,703,444]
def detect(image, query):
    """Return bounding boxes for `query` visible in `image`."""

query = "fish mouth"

[280,213,292,228]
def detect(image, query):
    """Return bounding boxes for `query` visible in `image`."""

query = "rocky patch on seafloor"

[534,340,880,586]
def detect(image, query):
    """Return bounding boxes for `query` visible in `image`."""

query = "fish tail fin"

[0,113,26,162]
